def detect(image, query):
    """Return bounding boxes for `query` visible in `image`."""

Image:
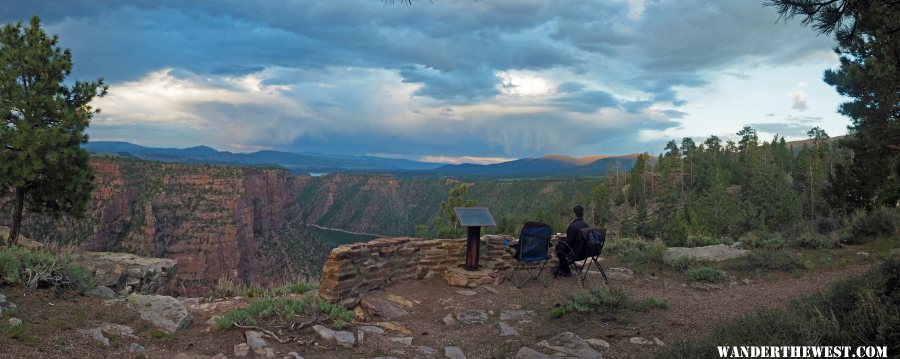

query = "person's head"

[573,205,584,219]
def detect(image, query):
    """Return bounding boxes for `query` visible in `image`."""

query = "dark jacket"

[564,217,591,260]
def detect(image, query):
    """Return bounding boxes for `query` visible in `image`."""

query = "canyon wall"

[3,158,329,295]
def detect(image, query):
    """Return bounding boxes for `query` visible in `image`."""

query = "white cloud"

[788,90,808,111]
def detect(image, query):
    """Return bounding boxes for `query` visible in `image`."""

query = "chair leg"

[593,258,609,285]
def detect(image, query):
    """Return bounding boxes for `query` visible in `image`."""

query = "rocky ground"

[0,248,873,359]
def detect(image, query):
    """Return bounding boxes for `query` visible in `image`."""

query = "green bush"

[840,207,899,244]
[0,246,96,292]
[215,297,311,329]
[606,238,666,265]
[686,267,726,282]
[739,231,786,249]
[726,250,805,272]
[664,255,704,271]
[551,287,666,318]
[656,258,900,358]
[788,233,838,249]
[319,300,355,329]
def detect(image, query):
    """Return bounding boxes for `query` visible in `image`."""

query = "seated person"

[554,205,590,277]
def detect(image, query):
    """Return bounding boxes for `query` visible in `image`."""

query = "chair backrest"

[517,222,552,262]
[579,227,606,257]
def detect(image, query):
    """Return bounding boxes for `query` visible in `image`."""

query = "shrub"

[271,282,317,296]
[0,246,96,292]
[738,231,786,249]
[726,250,805,272]
[606,238,666,265]
[655,258,900,358]
[686,267,726,282]
[664,255,704,271]
[215,297,311,329]
[551,287,666,318]
[840,207,899,244]
[788,233,838,249]
[684,235,728,247]
[319,300,355,329]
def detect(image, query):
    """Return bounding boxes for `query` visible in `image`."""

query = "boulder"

[129,343,146,354]
[234,343,250,357]
[78,252,178,294]
[537,332,603,359]
[516,347,552,359]
[499,321,519,336]
[77,328,110,346]
[664,245,748,262]
[8,318,22,326]
[358,325,386,335]
[127,294,192,332]
[499,310,534,323]
[87,286,117,298]
[312,325,355,348]
[605,267,635,280]
[245,330,268,349]
[389,336,414,346]
[418,346,438,355]
[360,295,409,320]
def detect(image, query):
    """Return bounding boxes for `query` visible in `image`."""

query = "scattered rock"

[499,321,519,336]
[630,337,654,345]
[456,290,478,296]
[605,267,635,280]
[585,338,610,349]
[742,278,753,285]
[129,343,146,354]
[654,338,665,346]
[312,325,356,348]
[354,306,367,321]
[87,286,117,298]
[253,347,275,358]
[857,252,870,259]
[361,296,410,320]
[77,328,110,346]
[418,346,438,355]
[481,286,500,294]
[101,323,137,338]
[516,347,552,359]
[126,294,192,332]
[389,336,414,346]
[8,318,22,326]
[386,294,417,308]
[234,343,250,357]
[358,325,386,335]
[357,329,365,344]
[0,294,6,305]
[245,330,268,349]
[372,321,414,336]
[456,310,488,324]
[211,353,228,359]
[537,332,602,359]
[444,346,466,359]
[284,352,303,359]
[664,244,749,262]
[442,313,457,326]
[499,309,534,323]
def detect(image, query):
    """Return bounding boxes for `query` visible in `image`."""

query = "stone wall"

[319,235,523,307]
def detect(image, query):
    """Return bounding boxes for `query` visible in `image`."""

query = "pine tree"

[0,17,107,246]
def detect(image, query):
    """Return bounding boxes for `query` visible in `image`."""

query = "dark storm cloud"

[0,0,837,158]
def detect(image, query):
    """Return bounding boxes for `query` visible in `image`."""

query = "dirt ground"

[0,254,874,359]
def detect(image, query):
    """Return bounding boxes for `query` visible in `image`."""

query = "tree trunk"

[7,187,25,246]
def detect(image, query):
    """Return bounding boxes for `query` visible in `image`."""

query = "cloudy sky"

[1,0,848,164]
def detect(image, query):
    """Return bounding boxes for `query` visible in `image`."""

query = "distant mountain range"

[83,141,637,178]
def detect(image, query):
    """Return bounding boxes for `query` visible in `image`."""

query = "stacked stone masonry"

[320,235,558,307]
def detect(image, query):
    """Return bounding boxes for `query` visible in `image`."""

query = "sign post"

[454,207,496,271]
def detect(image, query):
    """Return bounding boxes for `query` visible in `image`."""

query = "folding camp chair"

[555,227,608,287]
[505,222,552,288]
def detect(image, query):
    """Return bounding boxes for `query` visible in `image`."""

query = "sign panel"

[454,207,496,227]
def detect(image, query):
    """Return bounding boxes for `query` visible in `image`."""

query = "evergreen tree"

[0,17,107,246]
[769,0,900,211]
[433,183,476,238]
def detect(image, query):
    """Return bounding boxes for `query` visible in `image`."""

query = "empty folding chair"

[506,222,552,288]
